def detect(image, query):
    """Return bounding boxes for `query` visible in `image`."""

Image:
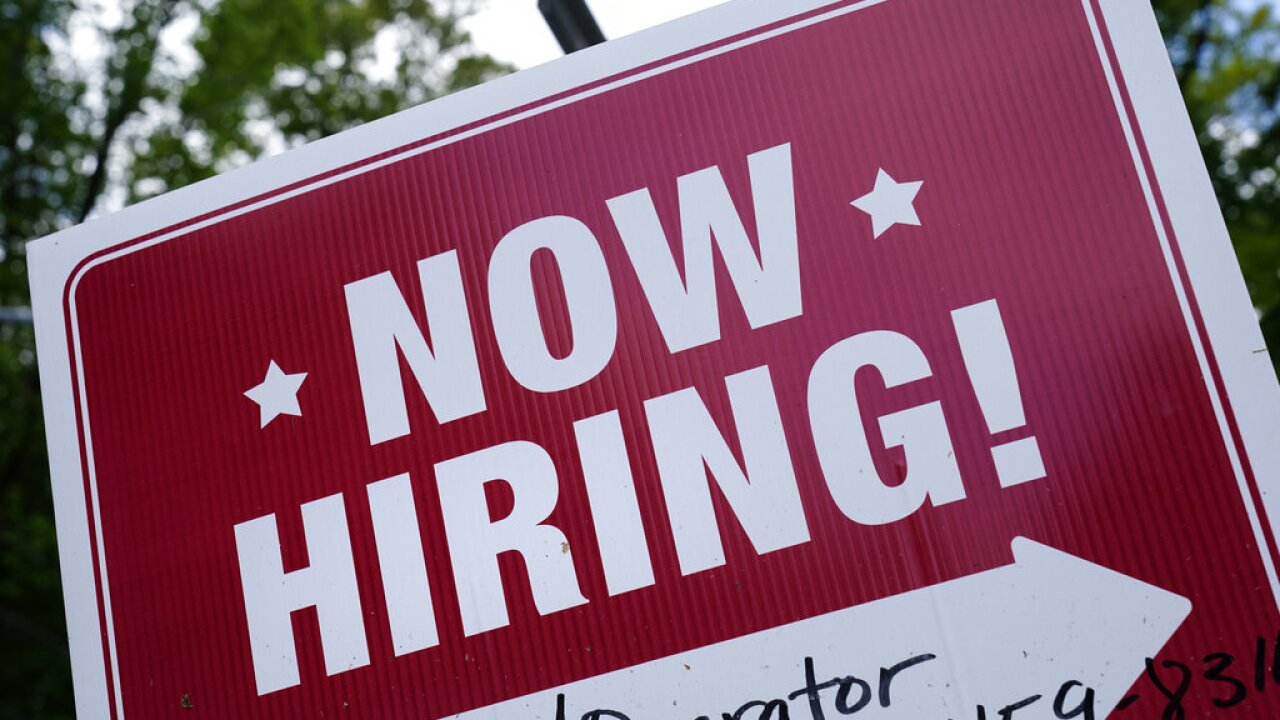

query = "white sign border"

[27,0,1280,717]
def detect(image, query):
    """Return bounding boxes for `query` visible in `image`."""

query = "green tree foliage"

[0,0,1277,717]
[0,1,506,717]
[1157,0,1280,342]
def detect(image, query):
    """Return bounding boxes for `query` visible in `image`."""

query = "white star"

[851,168,923,239]
[244,360,308,428]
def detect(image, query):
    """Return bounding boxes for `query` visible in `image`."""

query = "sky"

[463,0,729,69]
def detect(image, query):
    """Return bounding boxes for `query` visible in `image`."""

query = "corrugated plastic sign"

[28,0,1280,717]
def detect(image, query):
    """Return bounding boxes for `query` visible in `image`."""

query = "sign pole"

[538,0,605,54]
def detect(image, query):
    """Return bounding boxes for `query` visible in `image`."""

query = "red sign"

[30,0,1280,718]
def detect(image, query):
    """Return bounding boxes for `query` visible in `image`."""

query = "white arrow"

[455,538,1191,720]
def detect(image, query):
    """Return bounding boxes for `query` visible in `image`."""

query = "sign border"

[28,0,1280,716]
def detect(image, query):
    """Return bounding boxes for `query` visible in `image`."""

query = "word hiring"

[234,142,1047,696]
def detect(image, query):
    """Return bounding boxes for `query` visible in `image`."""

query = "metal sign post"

[538,0,606,53]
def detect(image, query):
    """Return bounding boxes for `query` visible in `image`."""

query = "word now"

[232,143,1046,696]
[343,143,802,447]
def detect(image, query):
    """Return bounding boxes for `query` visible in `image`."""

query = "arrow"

[457,538,1191,720]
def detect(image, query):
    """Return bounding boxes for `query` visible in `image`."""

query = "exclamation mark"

[951,299,1046,488]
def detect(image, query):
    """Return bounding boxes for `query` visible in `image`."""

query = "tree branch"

[76,106,129,224]
[76,0,180,223]
[1176,1,1216,96]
